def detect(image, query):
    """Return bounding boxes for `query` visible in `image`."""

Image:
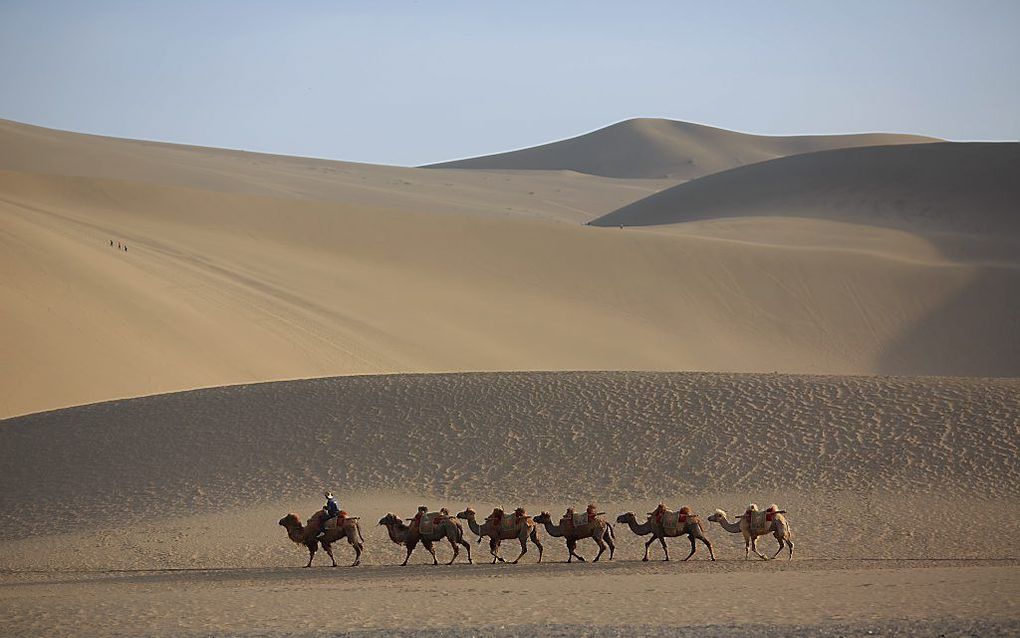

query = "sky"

[1,1,1018,166]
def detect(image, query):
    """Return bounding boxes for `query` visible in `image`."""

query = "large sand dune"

[2,122,1019,417]
[426,117,937,178]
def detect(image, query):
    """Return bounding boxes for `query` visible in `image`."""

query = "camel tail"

[606,522,615,540]
[356,522,365,545]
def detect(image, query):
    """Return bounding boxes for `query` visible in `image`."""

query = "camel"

[707,504,794,560]
[278,512,365,567]
[616,509,716,562]
[456,507,544,564]
[378,512,473,566]
[532,511,615,563]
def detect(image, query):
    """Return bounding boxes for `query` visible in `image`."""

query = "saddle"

[323,511,357,532]
[416,512,449,535]
[743,510,770,535]
[561,512,599,532]
[650,507,691,534]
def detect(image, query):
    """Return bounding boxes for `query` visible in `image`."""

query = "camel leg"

[661,536,672,561]
[772,537,785,560]
[511,535,527,564]
[787,537,795,560]
[642,536,655,561]
[459,535,472,564]
[567,538,585,563]
[682,535,697,561]
[401,540,417,566]
[489,538,503,564]
[422,540,439,565]
[322,542,338,567]
[750,536,768,560]
[592,534,607,562]
[605,528,615,560]
[531,528,544,563]
[304,542,317,568]
[351,541,362,567]
[744,536,751,560]
[699,535,716,561]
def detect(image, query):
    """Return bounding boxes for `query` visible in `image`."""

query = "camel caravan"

[279,493,794,567]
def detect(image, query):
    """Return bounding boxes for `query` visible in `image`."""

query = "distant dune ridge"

[591,142,1020,233]
[425,117,938,179]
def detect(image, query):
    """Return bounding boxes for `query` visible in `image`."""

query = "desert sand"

[1,372,1019,635]
[2,118,1019,636]
[2,119,1019,417]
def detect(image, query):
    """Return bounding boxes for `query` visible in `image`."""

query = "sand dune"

[4,167,1020,417]
[0,118,675,224]
[1,372,1016,561]
[426,117,937,179]
[592,142,1020,235]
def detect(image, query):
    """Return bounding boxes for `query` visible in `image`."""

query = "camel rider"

[586,503,598,523]
[318,491,340,536]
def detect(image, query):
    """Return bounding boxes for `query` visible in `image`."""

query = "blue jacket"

[325,497,340,518]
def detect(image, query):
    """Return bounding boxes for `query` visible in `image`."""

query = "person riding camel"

[586,503,598,523]
[317,490,340,537]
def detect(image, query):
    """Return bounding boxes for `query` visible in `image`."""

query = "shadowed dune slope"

[1,372,1016,538]
[592,142,1020,234]
[426,118,937,179]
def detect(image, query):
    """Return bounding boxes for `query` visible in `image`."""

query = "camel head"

[456,507,475,520]
[278,513,301,528]
[378,513,401,527]
[707,509,727,523]
[616,512,636,524]
[533,511,552,524]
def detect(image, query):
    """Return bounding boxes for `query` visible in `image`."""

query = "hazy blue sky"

[2,1,1018,166]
